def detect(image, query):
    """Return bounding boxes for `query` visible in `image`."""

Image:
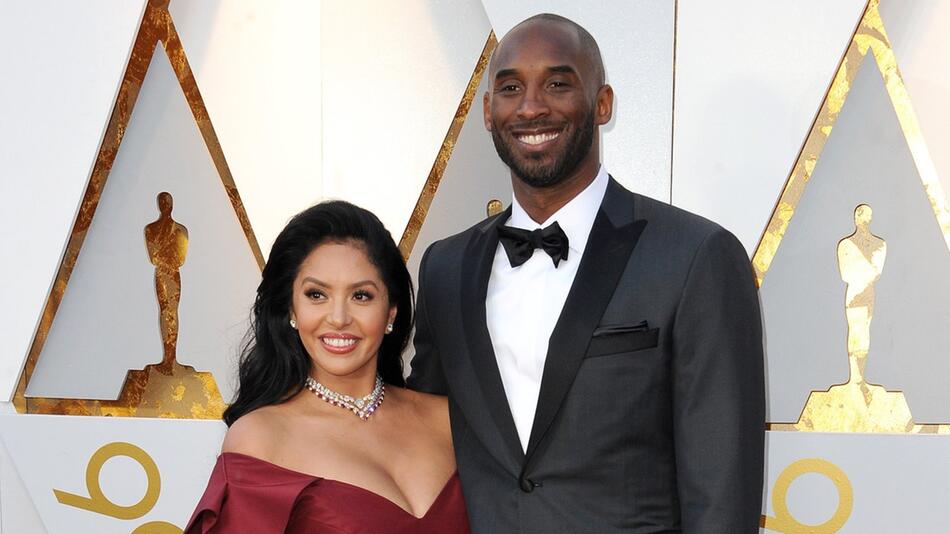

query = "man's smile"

[514,131,561,146]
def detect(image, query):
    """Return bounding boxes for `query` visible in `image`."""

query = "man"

[409,13,764,533]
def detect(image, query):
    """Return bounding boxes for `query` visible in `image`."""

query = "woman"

[186,201,468,533]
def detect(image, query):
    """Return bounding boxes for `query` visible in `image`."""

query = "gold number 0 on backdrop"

[761,458,853,533]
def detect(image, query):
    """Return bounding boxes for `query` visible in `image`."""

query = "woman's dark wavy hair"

[223,200,413,426]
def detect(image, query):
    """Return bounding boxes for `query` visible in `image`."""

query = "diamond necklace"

[304,374,385,421]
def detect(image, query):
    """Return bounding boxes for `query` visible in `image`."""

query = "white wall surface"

[169,0,323,259]
[320,0,494,238]
[0,0,148,401]
[673,0,867,253]
[0,439,46,533]
[878,0,950,201]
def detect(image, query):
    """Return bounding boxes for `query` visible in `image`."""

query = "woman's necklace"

[305,374,385,421]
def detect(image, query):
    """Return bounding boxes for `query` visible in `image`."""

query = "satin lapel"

[459,207,526,465]
[524,180,647,462]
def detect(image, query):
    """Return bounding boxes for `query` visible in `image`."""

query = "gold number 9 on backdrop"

[53,441,181,533]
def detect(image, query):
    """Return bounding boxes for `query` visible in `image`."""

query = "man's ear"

[483,91,492,131]
[595,84,614,126]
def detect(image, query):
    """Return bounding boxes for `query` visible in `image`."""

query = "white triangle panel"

[26,46,259,402]
[0,0,149,401]
[760,57,950,422]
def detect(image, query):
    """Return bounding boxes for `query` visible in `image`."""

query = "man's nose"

[517,86,549,120]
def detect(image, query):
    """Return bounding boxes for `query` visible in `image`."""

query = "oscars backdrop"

[0,0,948,532]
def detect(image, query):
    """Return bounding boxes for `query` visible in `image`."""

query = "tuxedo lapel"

[459,206,526,466]
[524,179,647,462]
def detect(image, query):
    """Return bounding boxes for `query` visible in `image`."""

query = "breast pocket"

[585,326,659,358]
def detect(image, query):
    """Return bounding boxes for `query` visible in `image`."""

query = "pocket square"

[586,321,659,358]
[592,320,649,337]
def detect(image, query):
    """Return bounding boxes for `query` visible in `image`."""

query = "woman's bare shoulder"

[221,405,288,459]
[222,401,350,477]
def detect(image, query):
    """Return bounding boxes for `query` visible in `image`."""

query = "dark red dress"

[185,453,470,533]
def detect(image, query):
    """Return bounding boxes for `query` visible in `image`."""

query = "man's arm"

[407,244,448,395]
[671,227,765,533]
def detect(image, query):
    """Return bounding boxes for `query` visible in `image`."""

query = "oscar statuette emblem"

[792,204,916,433]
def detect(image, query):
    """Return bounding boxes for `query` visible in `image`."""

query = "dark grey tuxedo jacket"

[408,178,765,533]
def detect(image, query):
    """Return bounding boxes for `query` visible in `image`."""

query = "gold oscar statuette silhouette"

[21,192,225,417]
[486,199,504,217]
[794,204,915,433]
[109,191,227,418]
[145,191,189,372]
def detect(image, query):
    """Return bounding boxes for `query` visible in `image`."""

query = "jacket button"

[519,477,537,493]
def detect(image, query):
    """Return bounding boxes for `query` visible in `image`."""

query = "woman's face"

[290,241,396,386]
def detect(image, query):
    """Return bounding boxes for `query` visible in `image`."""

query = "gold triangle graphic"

[754,0,949,434]
[13,0,262,419]
[398,31,497,259]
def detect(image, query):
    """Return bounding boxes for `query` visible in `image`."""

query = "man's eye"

[549,80,569,89]
[499,84,520,92]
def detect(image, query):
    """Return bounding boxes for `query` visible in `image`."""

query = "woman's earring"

[385,323,394,334]
[290,318,297,329]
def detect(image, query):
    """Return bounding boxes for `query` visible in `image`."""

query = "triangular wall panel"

[0,0,149,402]
[26,40,259,404]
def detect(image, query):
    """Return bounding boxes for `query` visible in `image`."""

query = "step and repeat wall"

[1,0,948,532]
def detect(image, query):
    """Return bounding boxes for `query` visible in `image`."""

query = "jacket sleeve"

[671,227,766,533]
[407,243,449,395]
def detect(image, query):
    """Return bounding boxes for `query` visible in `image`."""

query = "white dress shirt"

[486,166,609,451]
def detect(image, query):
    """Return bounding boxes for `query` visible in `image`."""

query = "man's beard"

[491,107,595,188]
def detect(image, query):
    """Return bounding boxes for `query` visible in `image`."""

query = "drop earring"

[290,318,297,329]
[385,323,394,334]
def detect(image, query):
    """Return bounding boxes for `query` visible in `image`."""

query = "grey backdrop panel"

[761,55,950,422]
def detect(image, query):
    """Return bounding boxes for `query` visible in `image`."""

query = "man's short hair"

[512,13,606,86]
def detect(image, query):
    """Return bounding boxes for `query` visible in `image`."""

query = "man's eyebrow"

[494,68,519,80]
[547,65,576,75]
[493,65,577,81]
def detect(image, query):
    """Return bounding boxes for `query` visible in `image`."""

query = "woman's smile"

[319,332,361,354]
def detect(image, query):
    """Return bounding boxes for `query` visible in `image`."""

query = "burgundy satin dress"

[185,453,470,534]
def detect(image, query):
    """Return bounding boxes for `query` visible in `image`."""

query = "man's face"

[485,23,607,188]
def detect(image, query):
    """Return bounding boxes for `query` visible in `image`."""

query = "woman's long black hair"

[223,200,414,426]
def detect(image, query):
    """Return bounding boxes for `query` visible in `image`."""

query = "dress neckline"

[220,451,460,520]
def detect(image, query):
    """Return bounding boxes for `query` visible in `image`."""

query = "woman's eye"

[353,290,373,301]
[305,289,325,300]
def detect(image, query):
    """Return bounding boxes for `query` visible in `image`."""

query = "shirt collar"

[508,165,609,256]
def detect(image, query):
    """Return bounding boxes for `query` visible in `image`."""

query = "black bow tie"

[497,222,569,268]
